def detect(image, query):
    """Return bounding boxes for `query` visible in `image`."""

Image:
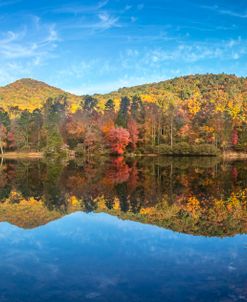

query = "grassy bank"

[1,149,247,160]
[0,152,43,159]
[222,151,247,160]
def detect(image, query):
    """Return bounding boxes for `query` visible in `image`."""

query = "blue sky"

[0,0,246,94]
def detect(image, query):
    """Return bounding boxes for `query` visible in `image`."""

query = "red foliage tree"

[231,166,238,182]
[232,128,238,146]
[7,132,16,149]
[106,127,130,155]
[127,119,139,150]
[65,114,85,141]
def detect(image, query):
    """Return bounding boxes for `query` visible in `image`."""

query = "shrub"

[172,142,191,155]
[142,145,156,154]
[192,144,219,156]
[44,144,69,158]
[156,144,172,155]
[74,143,85,157]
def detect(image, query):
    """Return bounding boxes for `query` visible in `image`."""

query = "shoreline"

[0,152,43,159]
[222,151,247,160]
[0,151,247,160]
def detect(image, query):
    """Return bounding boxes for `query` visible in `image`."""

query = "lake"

[0,156,247,302]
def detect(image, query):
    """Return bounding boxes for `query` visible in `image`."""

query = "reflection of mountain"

[1,196,247,237]
[0,157,247,236]
[0,198,64,229]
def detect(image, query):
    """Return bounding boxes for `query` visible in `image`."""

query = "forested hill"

[1,73,247,156]
[97,74,247,105]
[0,78,81,112]
[1,74,247,113]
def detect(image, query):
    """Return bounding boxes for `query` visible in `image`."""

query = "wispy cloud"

[53,0,109,15]
[122,38,247,67]
[0,16,60,85]
[0,0,21,8]
[202,5,247,19]
[60,12,120,33]
[50,33,247,95]
[0,18,59,59]
[97,12,120,30]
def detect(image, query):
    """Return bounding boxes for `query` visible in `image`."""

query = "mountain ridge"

[0,77,81,111]
[0,73,246,112]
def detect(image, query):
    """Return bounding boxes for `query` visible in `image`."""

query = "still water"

[0,157,247,301]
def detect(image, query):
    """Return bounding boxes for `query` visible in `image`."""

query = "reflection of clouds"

[0,249,61,283]
[228,265,236,271]
[97,276,120,289]
[0,212,247,301]
[85,292,101,299]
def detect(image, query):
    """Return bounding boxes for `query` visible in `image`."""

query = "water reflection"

[0,156,247,236]
[0,213,247,302]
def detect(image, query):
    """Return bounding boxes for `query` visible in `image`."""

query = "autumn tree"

[127,119,139,150]
[232,128,238,146]
[64,111,86,148]
[31,109,43,150]
[14,110,32,150]
[106,127,130,155]
[0,124,7,155]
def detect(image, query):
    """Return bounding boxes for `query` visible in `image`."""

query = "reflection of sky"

[0,212,247,302]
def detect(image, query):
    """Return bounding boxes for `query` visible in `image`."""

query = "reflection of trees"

[43,161,67,212]
[105,157,130,184]
[130,186,145,213]
[0,163,12,201]
[116,182,129,212]
[14,161,44,199]
[105,195,115,210]
[2,156,247,235]
[83,196,98,213]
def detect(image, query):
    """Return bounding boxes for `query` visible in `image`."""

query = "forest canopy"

[0,74,247,156]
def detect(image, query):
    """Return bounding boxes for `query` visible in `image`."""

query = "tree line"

[0,90,246,156]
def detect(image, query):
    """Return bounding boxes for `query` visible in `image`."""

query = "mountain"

[0,74,246,112]
[97,73,247,103]
[0,78,81,112]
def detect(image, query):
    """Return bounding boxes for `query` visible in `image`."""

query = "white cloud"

[97,13,119,30]
[137,4,144,10]
[60,12,120,33]
[121,38,247,67]
[202,5,247,19]
[53,0,109,15]
[0,18,59,59]
[53,36,247,94]
[0,17,60,85]
[0,0,21,7]
[124,5,132,11]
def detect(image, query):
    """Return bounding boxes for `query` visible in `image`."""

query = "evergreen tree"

[131,95,145,124]
[116,96,131,128]
[42,96,68,155]
[105,99,115,111]
[82,95,98,113]
[15,110,32,150]
[0,108,10,130]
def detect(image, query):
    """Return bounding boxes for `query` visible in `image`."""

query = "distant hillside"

[97,74,247,105]
[0,74,247,112]
[0,78,81,112]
